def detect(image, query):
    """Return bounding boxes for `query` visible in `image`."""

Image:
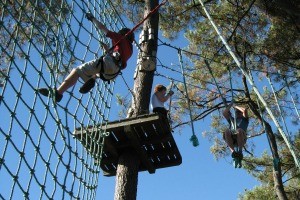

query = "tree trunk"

[242,76,288,200]
[114,0,159,199]
[256,0,300,17]
[129,0,159,118]
[248,103,288,200]
[114,149,140,200]
[264,122,288,200]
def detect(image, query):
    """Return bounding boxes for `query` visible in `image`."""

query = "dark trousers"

[153,107,168,117]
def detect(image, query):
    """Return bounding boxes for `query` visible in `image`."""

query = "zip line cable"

[155,71,232,98]
[158,38,299,79]
[158,63,218,86]
[155,55,234,92]
[157,38,229,66]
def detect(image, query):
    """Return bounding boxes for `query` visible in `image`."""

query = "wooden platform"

[73,113,182,176]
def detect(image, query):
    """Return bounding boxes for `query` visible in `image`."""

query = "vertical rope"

[204,61,237,134]
[283,76,300,120]
[178,49,199,147]
[227,66,237,131]
[168,80,174,112]
[204,60,227,106]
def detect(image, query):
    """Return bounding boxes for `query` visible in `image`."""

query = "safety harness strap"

[97,56,121,83]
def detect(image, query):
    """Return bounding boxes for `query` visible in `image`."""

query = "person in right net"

[223,103,249,160]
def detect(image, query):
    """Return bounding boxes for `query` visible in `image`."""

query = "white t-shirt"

[151,93,164,110]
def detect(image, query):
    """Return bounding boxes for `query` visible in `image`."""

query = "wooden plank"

[141,133,172,145]
[141,123,159,140]
[104,114,160,131]
[73,114,163,140]
[133,123,163,155]
[123,125,155,174]
[73,114,161,137]
[109,130,127,144]
[151,118,171,138]
[147,148,179,158]
[147,142,170,153]
[146,143,176,164]
[73,127,86,137]
[131,125,148,141]
[103,171,116,177]
[155,121,171,135]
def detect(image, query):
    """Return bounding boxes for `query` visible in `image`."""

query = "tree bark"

[242,76,288,200]
[114,0,159,199]
[256,0,300,17]
[128,0,159,118]
[114,149,140,200]
[264,122,288,200]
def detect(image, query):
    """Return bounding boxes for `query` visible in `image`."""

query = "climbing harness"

[204,60,243,167]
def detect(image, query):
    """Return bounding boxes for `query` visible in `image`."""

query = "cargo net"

[0,0,123,199]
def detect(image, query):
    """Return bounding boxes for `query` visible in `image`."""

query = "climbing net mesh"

[0,0,122,199]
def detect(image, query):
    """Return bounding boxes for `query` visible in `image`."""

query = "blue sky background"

[1,1,298,199]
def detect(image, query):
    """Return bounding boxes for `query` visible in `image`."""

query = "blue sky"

[1,1,298,199]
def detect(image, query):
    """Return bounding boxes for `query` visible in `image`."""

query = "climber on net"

[38,13,134,102]
[151,84,174,118]
[223,102,249,165]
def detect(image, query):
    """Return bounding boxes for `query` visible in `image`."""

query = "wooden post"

[114,151,139,200]
[114,0,159,199]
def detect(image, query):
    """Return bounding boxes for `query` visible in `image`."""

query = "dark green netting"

[0,0,123,199]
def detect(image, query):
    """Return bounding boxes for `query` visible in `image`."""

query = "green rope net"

[0,0,123,199]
